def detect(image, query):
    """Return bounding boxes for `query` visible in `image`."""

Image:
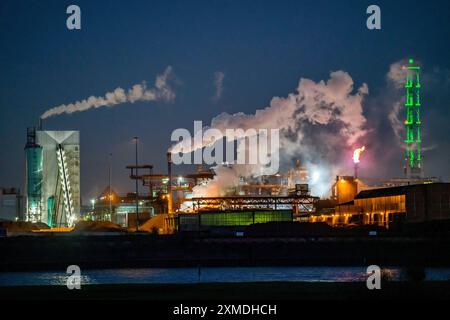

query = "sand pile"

[72,221,126,233]
[138,214,167,233]
[34,222,51,230]
[0,221,50,233]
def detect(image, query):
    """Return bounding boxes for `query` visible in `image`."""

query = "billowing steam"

[40,66,175,119]
[170,70,369,197]
[387,59,409,89]
[171,71,367,154]
[386,59,409,145]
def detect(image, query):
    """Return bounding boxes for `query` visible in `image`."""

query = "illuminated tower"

[25,130,80,227]
[403,59,422,178]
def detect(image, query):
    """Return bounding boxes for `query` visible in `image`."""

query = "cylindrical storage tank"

[336,176,358,204]
[26,146,43,222]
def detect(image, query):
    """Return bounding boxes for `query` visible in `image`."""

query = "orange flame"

[353,146,365,164]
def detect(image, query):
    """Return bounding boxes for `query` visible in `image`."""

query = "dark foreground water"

[1,267,450,286]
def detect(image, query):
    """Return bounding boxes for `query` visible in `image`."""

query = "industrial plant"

[54,57,450,236]
[2,0,450,306]
[1,59,448,238]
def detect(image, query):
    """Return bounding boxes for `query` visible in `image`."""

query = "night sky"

[1,0,449,202]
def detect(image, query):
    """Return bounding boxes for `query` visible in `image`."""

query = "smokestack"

[38,118,43,131]
[167,152,173,214]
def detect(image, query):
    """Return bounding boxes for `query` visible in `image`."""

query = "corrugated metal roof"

[355,183,450,199]
[355,186,408,199]
[336,200,354,206]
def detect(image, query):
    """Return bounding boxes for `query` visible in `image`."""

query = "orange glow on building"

[333,176,358,204]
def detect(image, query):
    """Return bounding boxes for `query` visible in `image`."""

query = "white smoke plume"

[192,165,241,197]
[40,66,175,119]
[171,70,369,197]
[213,71,225,101]
[388,101,404,143]
[172,71,367,154]
[386,59,415,146]
[386,59,408,89]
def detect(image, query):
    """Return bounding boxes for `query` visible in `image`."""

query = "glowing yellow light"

[353,146,366,164]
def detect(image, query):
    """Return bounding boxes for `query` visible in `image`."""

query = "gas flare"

[353,146,365,164]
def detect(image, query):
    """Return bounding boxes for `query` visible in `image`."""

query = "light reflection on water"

[0,267,449,287]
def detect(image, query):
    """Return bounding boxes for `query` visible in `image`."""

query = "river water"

[1,267,450,286]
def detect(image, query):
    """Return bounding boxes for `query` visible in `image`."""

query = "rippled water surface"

[1,267,450,286]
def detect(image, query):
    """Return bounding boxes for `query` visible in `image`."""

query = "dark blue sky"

[1,0,449,201]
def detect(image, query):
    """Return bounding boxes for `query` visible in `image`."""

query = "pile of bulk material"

[0,221,50,235]
[137,214,166,234]
[72,221,126,233]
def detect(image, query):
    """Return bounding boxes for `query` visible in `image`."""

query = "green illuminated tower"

[404,58,422,178]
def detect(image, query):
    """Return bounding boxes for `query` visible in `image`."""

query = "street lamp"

[133,137,139,232]
[108,153,113,221]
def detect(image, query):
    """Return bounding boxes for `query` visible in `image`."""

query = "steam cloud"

[171,70,369,197]
[172,71,367,154]
[40,66,175,119]
[387,59,408,89]
[386,59,420,147]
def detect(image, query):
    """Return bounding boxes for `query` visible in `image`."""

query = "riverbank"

[2,234,450,271]
[1,281,450,300]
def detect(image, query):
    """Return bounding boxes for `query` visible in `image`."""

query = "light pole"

[133,137,139,232]
[90,199,96,220]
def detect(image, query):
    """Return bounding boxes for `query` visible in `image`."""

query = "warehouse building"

[355,183,450,225]
[177,210,293,232]
[0,188,23,221]
[314,183,450,228]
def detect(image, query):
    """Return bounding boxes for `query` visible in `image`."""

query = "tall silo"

[25,129,80,227]
[24,127,43,223]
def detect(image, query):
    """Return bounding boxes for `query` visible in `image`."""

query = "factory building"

[0,188,23,221]
[332,176,359,204]
[87,187,154,228]
[178,210,293,232]
[175,191,317,232]
[25,128,80,227]
[355,183,450,225]
[312,183,450,228]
